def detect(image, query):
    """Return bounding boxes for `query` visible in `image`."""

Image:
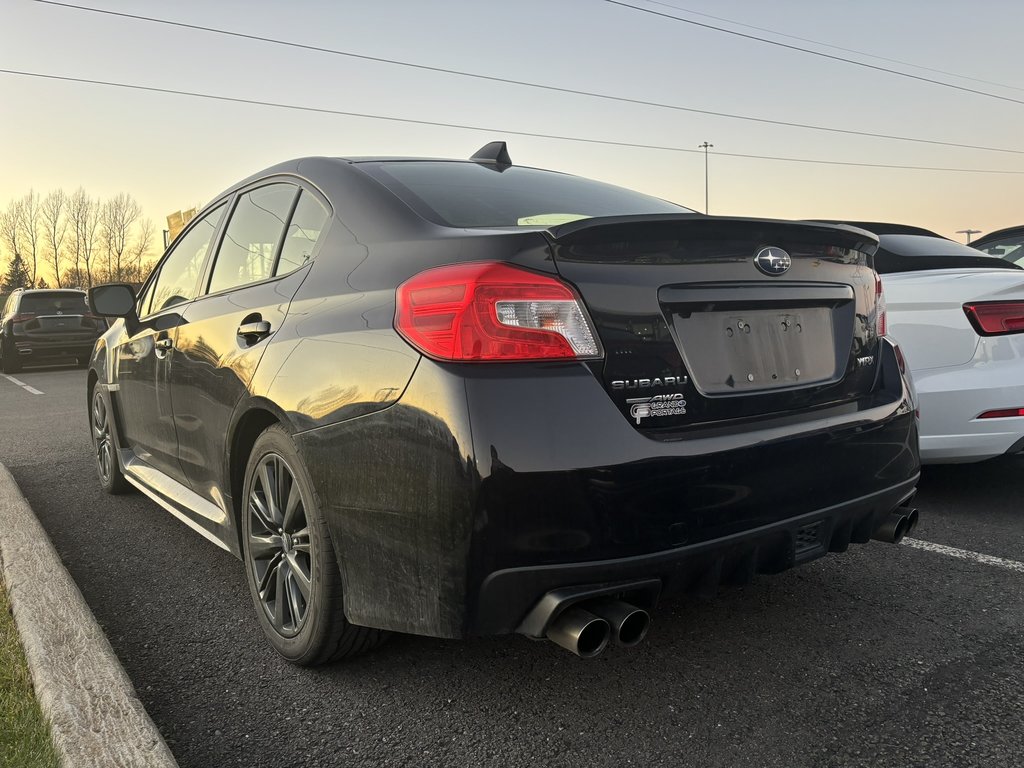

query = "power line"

[643,0,1024,94]
[605,0,1024,108]
[29,0,1024,157]
[3,67,1023,176]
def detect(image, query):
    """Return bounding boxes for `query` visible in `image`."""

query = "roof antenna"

[470,141,512,170]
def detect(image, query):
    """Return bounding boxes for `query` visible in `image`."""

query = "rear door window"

[276,191,329,275]
[207,183,298,295]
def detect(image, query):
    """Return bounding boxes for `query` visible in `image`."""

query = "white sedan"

[844,223,1024,463]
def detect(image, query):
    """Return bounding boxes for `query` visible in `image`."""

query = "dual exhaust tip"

[871,507,919,545]
[545,600,650,658]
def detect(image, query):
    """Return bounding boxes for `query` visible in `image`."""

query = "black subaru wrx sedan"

[86,144,920,664]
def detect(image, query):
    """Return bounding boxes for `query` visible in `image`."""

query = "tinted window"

[974,233,1024,266]
[360,161,691,228]
[19,292,88,314]
[147,203,227,315]
[208,184,297,294]
[277,191,329,275]
[874,234,1023,274]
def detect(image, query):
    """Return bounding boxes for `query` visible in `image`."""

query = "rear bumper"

[474,476,918,635]
[914,356,1024,463]
[13,338,96,359]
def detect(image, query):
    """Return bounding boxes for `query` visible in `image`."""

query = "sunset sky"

[2,0,1022,260]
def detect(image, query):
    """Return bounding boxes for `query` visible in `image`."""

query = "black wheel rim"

[247,453,313,638]
[91,390,115,485]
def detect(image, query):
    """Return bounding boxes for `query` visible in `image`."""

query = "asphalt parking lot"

[1,366,1022,768]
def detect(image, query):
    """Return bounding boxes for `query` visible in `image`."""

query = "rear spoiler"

[544,214,880,252]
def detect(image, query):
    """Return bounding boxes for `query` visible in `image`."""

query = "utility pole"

[698,142,714,214]
[956,228,981,243]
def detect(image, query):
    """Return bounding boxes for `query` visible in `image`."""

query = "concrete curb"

[0,462,178,768]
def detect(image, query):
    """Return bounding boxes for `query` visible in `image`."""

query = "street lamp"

[956,229,982,244]
[698,141,713,214]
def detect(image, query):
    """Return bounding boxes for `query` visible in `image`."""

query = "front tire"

[241,425,387,665]
[91,386,130,494]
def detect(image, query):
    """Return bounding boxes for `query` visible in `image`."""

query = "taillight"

[395,262,602,362]
[977,408,1024,419]
[10,313,35,323]
[875,273,887,337]
[963,301,1024,336]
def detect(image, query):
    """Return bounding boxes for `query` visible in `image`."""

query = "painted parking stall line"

[3,375,44,395]
[903,537,1024,575]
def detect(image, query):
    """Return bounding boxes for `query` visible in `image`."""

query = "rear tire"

[241,424,387,665]
[1,340,21,374]
[90,386,131,494]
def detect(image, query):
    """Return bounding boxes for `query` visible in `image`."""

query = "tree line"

[1,189,156,293]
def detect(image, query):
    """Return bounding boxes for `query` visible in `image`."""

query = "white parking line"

[903,538,1024,575]
[2,375,44,395]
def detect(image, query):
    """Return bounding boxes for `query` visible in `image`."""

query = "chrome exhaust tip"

[545,608,610,658]
[589,600,651,647]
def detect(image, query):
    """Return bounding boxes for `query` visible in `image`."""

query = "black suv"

[0,288,105,373]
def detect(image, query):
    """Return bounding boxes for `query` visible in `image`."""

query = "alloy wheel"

[91,390,115,485]
[247,453,313,637]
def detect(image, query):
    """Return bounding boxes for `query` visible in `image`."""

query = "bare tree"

[69,188,100,288]
[18,190,42,286]
[127,217,155,282]
[101,192,143,282]
[0,199,24,266]
[41,189,68,287]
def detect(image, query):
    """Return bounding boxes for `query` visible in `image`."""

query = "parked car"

[0,288,106,373]
[971,225,1024,266]
[87,144,920,664]
[818,221,1024,464]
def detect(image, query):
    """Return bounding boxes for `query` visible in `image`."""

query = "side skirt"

[120,451,240,558]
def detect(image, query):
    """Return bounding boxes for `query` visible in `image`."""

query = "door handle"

[237,320,272,340]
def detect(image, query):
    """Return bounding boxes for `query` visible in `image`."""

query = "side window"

[136,265,160,317]
[147,203,226,315]
[207,183,297,295]
[277,191,330,275]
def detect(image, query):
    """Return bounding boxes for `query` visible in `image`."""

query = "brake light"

[875,273,887,337]
[395,262,602,361]
[977,408,1024,419]
[963,302,1024,336]
[10,313,35,323]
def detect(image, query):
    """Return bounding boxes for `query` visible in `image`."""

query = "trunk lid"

[883,268,1024,370]
[544,215,881,433]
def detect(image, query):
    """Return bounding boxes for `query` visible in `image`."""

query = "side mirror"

[89,284,136,318]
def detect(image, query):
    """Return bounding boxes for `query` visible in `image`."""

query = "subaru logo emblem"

[754,246,791,276]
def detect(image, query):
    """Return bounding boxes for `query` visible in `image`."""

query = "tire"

[1,340,21,374]
[90,386,131,494]
[241,424,387,665]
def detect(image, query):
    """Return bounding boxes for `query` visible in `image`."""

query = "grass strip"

[0,577,58,768]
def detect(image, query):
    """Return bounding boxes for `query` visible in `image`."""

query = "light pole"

[956,229,981,244]
[698,141,713,214]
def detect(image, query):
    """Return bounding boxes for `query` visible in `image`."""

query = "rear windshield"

[359,161,691,228]
[875,234,1024,274]
[974,233,1024,267]
[18,292,89,314]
